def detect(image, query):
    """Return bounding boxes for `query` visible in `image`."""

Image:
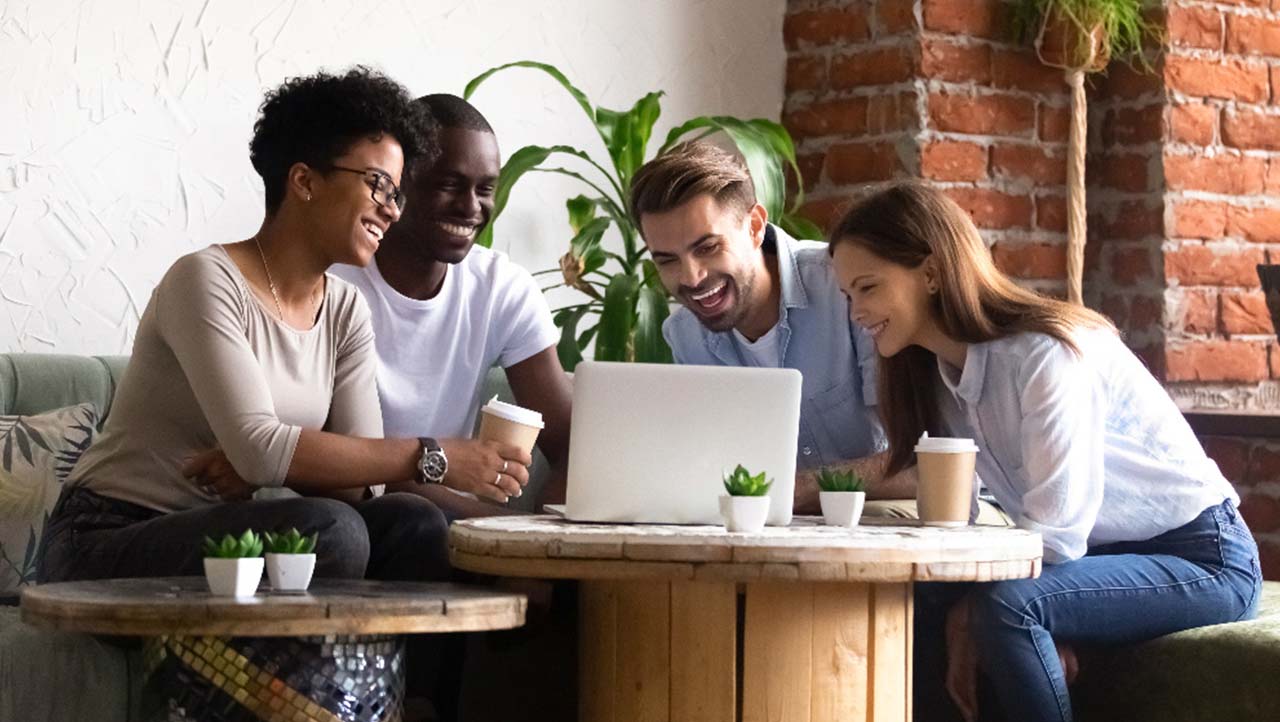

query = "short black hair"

[250,66,437,212]
[417,94,494,134]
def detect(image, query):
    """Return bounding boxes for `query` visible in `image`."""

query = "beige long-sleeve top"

[69,245,384,513]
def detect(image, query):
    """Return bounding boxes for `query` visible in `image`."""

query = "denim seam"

[1025,623,1073,722]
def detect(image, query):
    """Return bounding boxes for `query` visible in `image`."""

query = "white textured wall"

[0,0,785,353]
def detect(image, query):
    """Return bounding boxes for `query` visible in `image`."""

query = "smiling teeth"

[363,222,383,240]
[868,320,888,337]
[440,222,476,237]
[691,282,725,301]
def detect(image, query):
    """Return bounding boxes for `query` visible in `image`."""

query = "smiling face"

[386,126,500,265]
[305,135,405,267]
[831,240,936,358]
[641,194,768,334]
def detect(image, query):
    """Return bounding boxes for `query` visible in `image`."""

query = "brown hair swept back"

[629,141,756,233]
[828,181,1115,476]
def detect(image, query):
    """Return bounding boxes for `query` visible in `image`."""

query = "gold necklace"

[253,236,321,323]
[253,236,286,321]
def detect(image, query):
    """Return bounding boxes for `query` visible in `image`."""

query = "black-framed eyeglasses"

[328,165,406,212]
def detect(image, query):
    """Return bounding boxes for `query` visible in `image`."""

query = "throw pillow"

[0,403,99,594]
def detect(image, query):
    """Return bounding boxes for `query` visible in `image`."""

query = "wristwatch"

[416,437,448,484]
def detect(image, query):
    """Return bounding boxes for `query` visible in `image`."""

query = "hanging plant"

[1009,0,1161,304]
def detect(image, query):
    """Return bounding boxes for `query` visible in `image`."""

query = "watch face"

[423,451,448,482]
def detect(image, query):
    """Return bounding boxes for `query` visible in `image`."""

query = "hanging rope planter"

[1036,8,1110,305]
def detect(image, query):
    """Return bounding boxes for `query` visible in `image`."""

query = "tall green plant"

[464,61,823,371]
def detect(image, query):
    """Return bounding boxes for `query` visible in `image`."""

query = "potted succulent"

[263,528,318,592]
[816,467,867,528]
[202,530,264,597]
[719,464,773,533]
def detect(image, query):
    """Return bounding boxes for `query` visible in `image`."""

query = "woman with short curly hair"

[39,67,526,586]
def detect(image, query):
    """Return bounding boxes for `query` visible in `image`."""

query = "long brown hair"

[829,181,1114,476]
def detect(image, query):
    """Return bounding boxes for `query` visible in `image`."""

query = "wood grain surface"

[450,515,1042,583]
[21,577,526,636]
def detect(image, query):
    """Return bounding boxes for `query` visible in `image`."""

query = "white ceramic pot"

[266,552,317,592]
[203,557,264,597]
[719,495,771,533]
[819,491,867,528]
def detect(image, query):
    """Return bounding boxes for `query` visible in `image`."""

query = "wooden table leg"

[579,580,736,722]
[578,580,913,722]
[743,581,913,722]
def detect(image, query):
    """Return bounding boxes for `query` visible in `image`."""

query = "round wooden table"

[22,577,526,722]
[450,516,1042,722]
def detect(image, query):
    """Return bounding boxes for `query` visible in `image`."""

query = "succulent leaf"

[815,467,867,493]
[722,464,774,497]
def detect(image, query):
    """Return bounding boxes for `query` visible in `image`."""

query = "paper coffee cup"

[477,396,544,456]
[914,432,978,527]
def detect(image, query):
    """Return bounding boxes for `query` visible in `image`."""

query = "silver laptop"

[559,361,801,525]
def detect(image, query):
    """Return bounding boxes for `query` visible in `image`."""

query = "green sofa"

[2,352,1279,722]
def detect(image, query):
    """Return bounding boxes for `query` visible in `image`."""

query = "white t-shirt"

[732,324,783,368]
[330,246,558,440]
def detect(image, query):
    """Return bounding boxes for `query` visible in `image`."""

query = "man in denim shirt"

[628,142,908,512]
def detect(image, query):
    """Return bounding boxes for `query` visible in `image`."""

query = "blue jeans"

[915,500,1262,722]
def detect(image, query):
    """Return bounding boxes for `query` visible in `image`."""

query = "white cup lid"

[481,396,544,428]
[913,431,978,454]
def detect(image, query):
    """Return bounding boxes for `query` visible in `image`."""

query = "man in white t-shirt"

[331,94,571,518]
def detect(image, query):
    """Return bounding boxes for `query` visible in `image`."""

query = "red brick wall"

[786,0,1074,293]
[783,0,1280,577]
[1162,1,1280,577]
[1162,1,1278,394]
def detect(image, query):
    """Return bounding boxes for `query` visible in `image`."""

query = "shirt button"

[802,446,813,456]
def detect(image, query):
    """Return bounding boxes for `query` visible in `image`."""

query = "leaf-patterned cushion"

[0,403,98,594]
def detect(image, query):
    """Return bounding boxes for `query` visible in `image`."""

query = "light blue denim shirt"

[936,329,1237,564]
[662,224,885,470]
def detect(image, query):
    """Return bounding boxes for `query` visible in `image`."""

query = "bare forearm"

[794,451,915,514]
[385,481,527,518]
[285,431,418,492]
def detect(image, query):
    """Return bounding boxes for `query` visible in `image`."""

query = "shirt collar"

[937,341,987,405]
[769,224,810,311]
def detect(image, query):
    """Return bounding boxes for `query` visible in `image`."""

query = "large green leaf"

[553,306,592,372]
[595,274,640,361]
[596,91,663,193]
[661,117,786,222]
[569,217,614,277]
[779,212,826,242]
[634,285,673,363]
[479,144,617,249]
[465,61,596,128]
[745,118,807,211]
[566,195,597,234]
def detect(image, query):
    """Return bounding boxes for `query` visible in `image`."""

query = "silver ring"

[494,472,502,486]
[502,460,508,473]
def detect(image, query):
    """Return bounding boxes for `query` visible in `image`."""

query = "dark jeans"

[38,486,452,584]
[914,500,1263,722]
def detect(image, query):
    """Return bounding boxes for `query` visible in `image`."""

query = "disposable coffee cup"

[477,396,544,456]
[914,432,978,527]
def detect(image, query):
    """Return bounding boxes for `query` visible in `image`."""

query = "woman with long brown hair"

[828,181,1260,722]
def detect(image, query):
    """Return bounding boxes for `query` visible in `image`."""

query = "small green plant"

[1009,0,1161,71]
[722,464,773,497]
[815,467,867,493]
[263,528,318,555]
[202,530,263,559]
